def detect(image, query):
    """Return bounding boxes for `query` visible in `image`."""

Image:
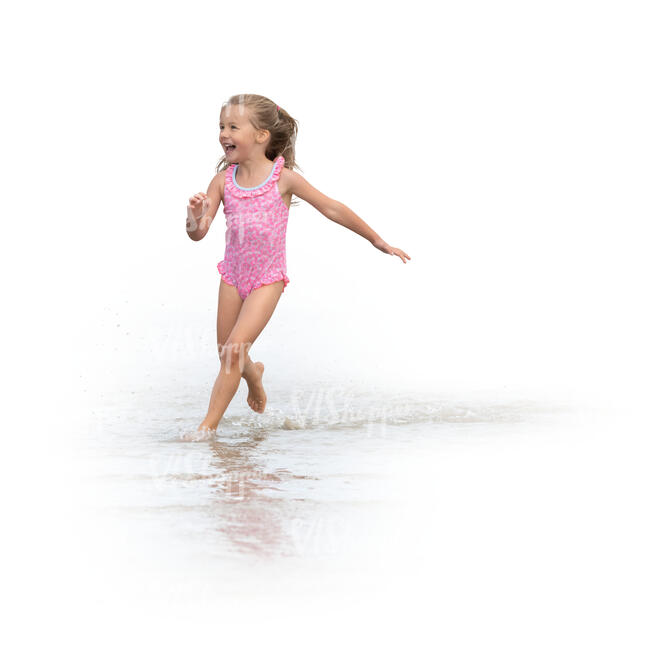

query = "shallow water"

[23,365,648,649]
[74,378,569,567]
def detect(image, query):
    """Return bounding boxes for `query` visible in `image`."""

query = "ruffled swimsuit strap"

[225,155,285,198]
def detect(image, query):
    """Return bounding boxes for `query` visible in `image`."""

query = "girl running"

[185,93,410,436]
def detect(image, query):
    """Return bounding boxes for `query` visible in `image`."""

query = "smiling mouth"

[225,145,236,153]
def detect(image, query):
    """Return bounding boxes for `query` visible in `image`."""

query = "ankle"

[241,356,255,380]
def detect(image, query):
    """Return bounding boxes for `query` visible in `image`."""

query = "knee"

[219,340,251,374]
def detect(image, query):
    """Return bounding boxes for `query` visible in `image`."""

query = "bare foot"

[245,361,267,413]
[181,424,216,441]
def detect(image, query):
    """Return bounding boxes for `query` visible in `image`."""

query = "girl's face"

[219,105,265,163]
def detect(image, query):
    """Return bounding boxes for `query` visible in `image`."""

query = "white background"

[3,0,649,647]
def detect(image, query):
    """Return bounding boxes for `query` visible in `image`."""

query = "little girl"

[185,93,410,437]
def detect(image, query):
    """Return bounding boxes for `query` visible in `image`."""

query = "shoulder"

[278,166,301,192]
[214,168,229,186]
[277,167,337,216]
[279,166,298,180]
[208,168,229,196]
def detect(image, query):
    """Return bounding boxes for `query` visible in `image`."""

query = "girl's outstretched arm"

[284,169,411,263]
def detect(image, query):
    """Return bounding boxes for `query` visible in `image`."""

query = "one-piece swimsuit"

[217,155,290,300]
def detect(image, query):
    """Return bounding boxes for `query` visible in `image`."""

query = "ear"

[255,129,271,145]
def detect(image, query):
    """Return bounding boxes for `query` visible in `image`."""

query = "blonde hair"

[216,93,302,207]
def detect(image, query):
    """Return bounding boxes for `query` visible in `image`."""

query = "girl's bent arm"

[186,172,224,241]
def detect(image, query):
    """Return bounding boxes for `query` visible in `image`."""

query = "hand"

[186,192,210,232]
[188,192,208,219]
[372,238,411,263]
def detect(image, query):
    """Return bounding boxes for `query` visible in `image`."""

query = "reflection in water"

[85,381,570,561]
[204,434,316,557]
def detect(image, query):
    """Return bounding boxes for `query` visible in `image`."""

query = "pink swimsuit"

[217,155,290,300]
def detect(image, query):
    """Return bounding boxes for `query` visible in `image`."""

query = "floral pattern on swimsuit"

[217,155,290,300]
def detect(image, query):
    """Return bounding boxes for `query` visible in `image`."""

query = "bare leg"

[216,280,267,413]
[198,351,243,435]
[199,280,284,433]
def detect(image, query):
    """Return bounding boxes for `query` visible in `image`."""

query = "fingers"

[393,248,411,263]
[188,192,208,207]
[381,242,411,263]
